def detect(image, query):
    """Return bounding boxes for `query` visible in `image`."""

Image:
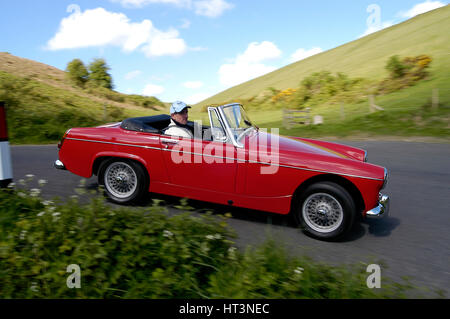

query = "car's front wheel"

[292,182,356,240]
[98,158,148,204]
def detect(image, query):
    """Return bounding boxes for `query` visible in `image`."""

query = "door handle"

[161,138,179,148]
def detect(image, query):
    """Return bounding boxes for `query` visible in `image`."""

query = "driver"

[164,101,194,138]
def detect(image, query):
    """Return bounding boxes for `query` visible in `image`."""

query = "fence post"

[369,95,384,112]
[432,88,439,109]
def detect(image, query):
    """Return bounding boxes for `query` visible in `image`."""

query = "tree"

[385,55,407,79]
[66,59,89,87]
[88,58,113,89]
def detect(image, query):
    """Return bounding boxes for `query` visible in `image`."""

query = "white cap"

[170,101,191,114]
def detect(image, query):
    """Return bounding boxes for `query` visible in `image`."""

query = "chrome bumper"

[366,193,389,218]
[54,159,66,170]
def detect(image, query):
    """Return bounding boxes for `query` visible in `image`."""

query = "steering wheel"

[236,127,254,142]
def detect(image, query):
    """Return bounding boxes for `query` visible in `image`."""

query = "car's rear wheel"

[292,182,356,240]
[98,158,148,204]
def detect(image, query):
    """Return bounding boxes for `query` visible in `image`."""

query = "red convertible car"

[55,103,389,240]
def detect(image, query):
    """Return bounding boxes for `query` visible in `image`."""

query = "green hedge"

[0,183,424,298]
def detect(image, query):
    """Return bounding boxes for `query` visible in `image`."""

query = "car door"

[116,129,170,184]
[160,109,238,194]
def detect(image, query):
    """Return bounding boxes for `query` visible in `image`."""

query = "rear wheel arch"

[93,156,111,176]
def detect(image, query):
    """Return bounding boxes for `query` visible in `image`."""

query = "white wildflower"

[7,182,15,188]
[52,212,61,222]
[18,192,26,198]
[294,267,304,275]
[25,174,35,179]
[206,234,222,240]
[18,179,26,186]
[30,282,39,292]
[163,230,174,238]
[38,179,47,187]
[30,188,41,197]
[20,230,27,240]
[228,247,237,259]
[37,211,45,217]
[42,200,53,206]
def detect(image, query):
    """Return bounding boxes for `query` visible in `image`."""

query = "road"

[8,141,450,297]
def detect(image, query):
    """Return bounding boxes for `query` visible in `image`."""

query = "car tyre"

[292,182,356,240]
[98,158,148,204]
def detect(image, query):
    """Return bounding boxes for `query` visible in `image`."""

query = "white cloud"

[290,47,323,62]
[184,92,212,104]
[143,83,165,96]
[125,70,142,80]
[236,41,282,64]
[194,0,234,17]
[360,21,394,38]
[141,28,187,57]
[183,81,204,89]
[47,6,187,57]
[400,1,446,18]
[219,41,282,87]
[111,0,233,17]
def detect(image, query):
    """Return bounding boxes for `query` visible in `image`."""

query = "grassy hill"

[0,52,167,144]
[198,5,450,105]
[192,6,449,140]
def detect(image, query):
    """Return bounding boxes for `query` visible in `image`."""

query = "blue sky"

[0,0,447,104]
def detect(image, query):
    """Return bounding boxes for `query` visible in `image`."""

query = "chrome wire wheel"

[104,162,138,199]
[302,193,344,233]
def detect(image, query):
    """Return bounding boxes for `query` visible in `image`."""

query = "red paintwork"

[58,122,386,216]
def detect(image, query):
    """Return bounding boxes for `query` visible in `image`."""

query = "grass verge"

[0,182,440,299]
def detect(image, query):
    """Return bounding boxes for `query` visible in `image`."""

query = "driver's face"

[172,108,188,125]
